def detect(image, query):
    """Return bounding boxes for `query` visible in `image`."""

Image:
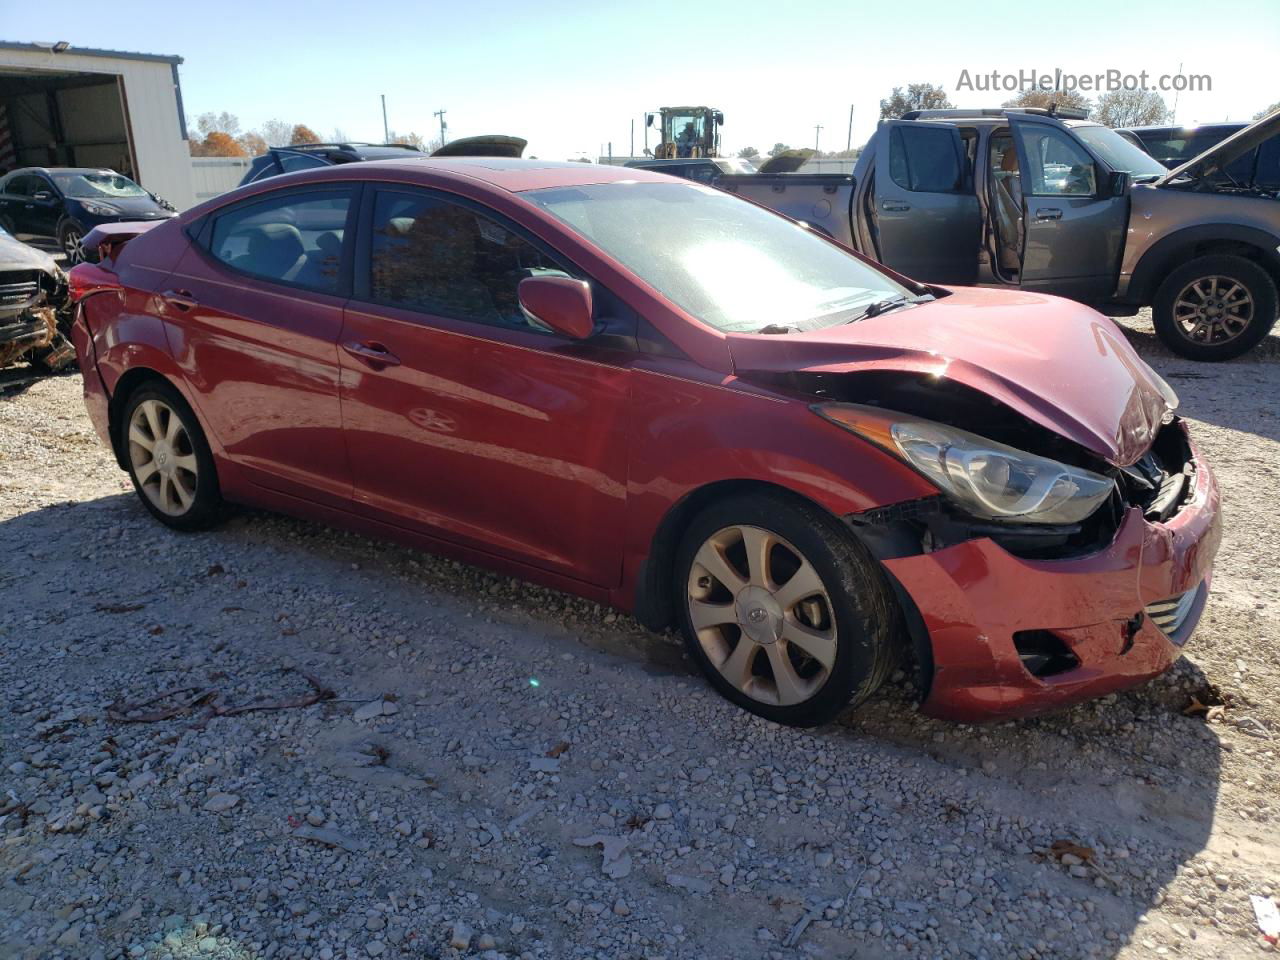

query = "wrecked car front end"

[730,287,1223,722]
[0,231,75,372]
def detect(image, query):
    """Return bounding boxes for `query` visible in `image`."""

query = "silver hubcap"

[128,399,198,516]
[1173,275,1253,344]
[687,525,837,707]
[63,229,84,264]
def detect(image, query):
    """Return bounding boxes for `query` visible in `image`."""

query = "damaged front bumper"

[856,419,1222,722]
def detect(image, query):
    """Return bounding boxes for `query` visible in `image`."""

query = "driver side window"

[366,190,575,332]
[1013,126,1097,197]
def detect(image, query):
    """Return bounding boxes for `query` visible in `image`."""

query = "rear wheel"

[122,381,222,530]
[1152,255,1278,361]
[674,492,896,727]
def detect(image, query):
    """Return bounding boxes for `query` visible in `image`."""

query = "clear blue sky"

[6,0,1279,158]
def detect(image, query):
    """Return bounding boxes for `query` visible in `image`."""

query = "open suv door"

[871,121,980,285]
[1007,114,1128,302]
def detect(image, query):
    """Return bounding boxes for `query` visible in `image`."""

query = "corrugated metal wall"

[190,157,251,205]
[0,47,194,209]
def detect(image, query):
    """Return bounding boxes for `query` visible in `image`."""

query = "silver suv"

[726,108,1280,360]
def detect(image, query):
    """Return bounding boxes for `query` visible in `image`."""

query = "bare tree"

[879,83,954,120]
[1095,90,1170,128]
[1002,89,1092,115]
[1255,102,1280,120]
[194,111,241,139]
[259,120,294,148]
[768,142,792,157]
[330,128,351,144]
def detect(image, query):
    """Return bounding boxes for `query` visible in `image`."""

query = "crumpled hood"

[728,287,1172,467]
[0,231,61,276]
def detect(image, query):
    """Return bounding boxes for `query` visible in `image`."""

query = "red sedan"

[68,159,1221,726]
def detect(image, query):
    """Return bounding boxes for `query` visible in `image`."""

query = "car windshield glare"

[522,181,911,333]
[1072,125,1168,178]
[52,172,149,199]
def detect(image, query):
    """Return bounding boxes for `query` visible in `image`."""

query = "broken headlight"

[815,404,1114,524]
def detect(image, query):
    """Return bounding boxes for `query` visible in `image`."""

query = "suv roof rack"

[276,142,422,152]
[900,106,1090,121]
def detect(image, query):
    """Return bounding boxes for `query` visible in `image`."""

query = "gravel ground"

[1,316,1277,960]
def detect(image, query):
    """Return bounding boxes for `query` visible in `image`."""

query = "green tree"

[1095,90,1169,128]
[879,83,954,120]
[736,146,760,159]
[1254,102,1280,120]
[767,142,792,157]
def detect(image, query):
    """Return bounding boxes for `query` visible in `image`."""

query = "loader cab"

[647,106,723,159]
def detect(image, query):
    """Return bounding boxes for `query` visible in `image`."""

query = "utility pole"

[630,119,635,159]
[1171,61,1183,123]
[381,95,389,143]
[814,123,823,154]
[433,108,448,146]
[846,104,854,152]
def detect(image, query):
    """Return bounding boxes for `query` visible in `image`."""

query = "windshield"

[1071,125,1167,178]
[51,172,149,199]
[523,181,912,333]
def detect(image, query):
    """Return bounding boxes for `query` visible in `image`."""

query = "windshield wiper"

[845,293,933,324]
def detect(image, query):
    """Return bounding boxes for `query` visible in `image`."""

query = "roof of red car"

[353,157,674,193]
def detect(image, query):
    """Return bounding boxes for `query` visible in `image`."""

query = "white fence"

[188,156,252,208]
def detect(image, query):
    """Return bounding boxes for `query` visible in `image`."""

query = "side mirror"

[517,276,594,339]
[1109,170,1130,197]
[714,112,725,126]
[645,114,654,128]
[33,190,54,202]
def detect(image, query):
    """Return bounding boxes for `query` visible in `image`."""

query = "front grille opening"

[1013,630,1081,678]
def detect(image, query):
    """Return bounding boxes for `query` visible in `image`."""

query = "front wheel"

[122,381,222,530]
[1152,255,1278,361]
[59,221,86,264]
[674,492,897,727]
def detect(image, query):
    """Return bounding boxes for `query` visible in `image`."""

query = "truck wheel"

[674,492,897,727]
[122,381,223,531]
[1152,255,1278,361]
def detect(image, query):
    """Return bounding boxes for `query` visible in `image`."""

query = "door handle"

[1035,208,1063,221]
[342,340,401,369]
[161,289,198,311]
[881,200,911,212]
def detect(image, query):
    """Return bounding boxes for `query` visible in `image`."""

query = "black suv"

[238,143,425,186]
[1119,122,1280,190]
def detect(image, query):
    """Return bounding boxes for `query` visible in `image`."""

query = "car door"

[26,175,64,242]
[339,186,631,586]
[164,184,357,507]
[1,175,46,242]
[1008,116,1127,301]
[871,121,981,284]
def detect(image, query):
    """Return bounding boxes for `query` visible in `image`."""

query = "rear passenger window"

[889,126,965,193]
[208,191,352,292]
[367,191,574,331]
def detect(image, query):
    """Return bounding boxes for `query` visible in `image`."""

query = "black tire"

[674,491,896,727]
[0,214,15,234]
[58,221,86,264]
[120,380,223,531]
[1152,254,1278,361]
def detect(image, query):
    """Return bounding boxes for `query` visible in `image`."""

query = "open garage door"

[0,68,135,177]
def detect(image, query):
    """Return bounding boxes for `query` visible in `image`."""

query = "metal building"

[0,41,195,209]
